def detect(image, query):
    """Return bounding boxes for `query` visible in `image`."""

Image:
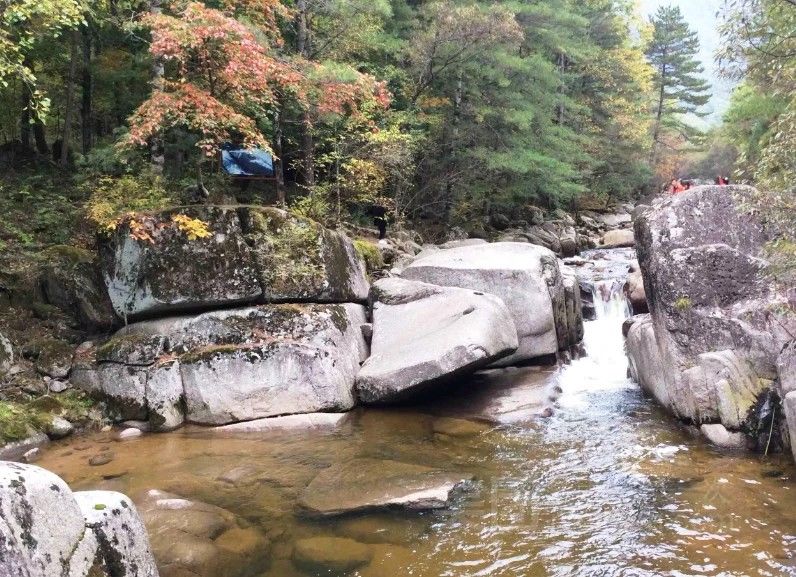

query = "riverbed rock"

[403,242,578,365]
[75,491,159,577]
[0,462,158,577]
[601,229,635,248]
[74,304,368,427]
[356,278,518,403]
[292,537,372,572]
[298,458,473,517]
[136,489,268,577]
[100,206,368,318]
[628,186,796,433]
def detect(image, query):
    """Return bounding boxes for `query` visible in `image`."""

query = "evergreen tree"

[646,5,711,162]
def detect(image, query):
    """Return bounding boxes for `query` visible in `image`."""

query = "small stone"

[114,428,143,441]
[101,425,112,432]
[89,453,114,466]
[22,448,40,463]
[48,380,70,393]
[540,407,554,418]
[47,416,74,440]
[292,537,372,573]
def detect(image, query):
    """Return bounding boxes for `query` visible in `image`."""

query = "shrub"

[353,239,384,273]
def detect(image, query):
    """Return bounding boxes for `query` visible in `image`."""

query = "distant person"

[722,176,729,185]
[668,179,685,194]
[371,205,388,239]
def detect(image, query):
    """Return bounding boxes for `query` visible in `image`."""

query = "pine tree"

[646,5,711,162]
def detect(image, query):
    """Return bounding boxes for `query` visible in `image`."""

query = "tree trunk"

[20,86,31,149]
[150,0,165,172]
[443,71,463,223]
[297,0,315,187]
[650,63,667,164]
[556,52,566,125]
[274,104,286,205]
[61,30,80,167]
[81,26,93,155]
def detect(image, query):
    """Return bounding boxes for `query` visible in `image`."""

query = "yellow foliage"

[171,214,212,240]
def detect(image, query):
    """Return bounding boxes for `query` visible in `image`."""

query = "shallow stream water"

[36,269,796,577]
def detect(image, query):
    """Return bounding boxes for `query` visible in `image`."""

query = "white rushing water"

[556,277,634,409]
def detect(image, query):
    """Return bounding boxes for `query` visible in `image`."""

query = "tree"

[646,5,711,164]
[125,2,304,179]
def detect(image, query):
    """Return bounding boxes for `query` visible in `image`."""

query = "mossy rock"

[240,206,369,303]
[0,401,49,442]
[24,338,74,379]
[95,333,166,366]
[39,244,118,332]
[353,239,384,274]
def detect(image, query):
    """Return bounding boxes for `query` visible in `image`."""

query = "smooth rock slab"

[785,392,796,463]
[356,278,518,403]
[292,537,372,573]
[298,458,473,517]
[211,412,351,434]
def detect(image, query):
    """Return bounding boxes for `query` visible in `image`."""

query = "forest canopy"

[0,0,790,237]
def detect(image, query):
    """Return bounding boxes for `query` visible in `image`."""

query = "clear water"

[36,278,796,577]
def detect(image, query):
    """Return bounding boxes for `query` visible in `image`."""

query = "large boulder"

[355,278,518,403]
[99,206,368,319]
[628,186,795,435]
[403,242,578,365]
[0,462,158,577]
[72,304,368,428]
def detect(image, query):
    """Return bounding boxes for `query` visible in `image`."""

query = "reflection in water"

[36,276,795,577]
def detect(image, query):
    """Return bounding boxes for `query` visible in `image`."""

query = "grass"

[0,401,48,442]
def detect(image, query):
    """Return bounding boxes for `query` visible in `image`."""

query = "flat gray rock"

[298,458,473,517]
[356,278,518,403]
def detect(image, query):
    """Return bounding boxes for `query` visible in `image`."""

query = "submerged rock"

[403,242,580,365]
[136,489,269,577]
[292,537,372,572]
[628,186,795,437]
[356,278,518,404]
[212,412,351,433]
[100,206,368,319]
[298,458,473,517]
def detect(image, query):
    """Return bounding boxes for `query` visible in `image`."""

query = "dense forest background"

[0,0,793,248]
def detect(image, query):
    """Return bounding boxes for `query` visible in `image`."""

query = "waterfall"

[556,275,634,406]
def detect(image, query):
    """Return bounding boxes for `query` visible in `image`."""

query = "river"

[34,257,796,577]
